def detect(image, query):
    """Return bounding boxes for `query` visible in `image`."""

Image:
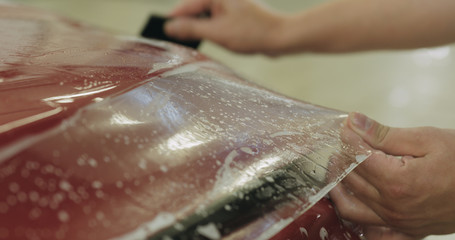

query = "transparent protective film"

[0,4,368,240]
[0,61,368,240]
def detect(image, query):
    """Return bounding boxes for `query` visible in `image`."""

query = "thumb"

[346,112,428,157]
[165,18,212,41]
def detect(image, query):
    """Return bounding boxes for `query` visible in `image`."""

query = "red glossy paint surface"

[0,5,207,145]
[0,4,364,240]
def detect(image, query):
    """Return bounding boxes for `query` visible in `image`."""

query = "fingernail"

[349,112,373,132]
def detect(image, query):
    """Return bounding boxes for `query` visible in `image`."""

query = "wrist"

[270,10,358,55]
[266,13,316,56]
[264,14,297,56]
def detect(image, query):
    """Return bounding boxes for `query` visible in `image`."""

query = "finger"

[346,112,429,157]
[341,171,381,203]
[169,0,212,17]
[165,18,214,41]
[339,120,375,173]
[340,170,399,223]
[329,184,385,225]
[340,119,373,154]
[354,150,419,190]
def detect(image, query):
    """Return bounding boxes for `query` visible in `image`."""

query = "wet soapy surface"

[0,4,366,240]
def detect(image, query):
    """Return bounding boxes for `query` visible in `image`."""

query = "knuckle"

[381,174,416,201]
[384,183,410,200]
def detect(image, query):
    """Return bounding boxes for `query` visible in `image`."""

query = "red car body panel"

[0,4,364,240]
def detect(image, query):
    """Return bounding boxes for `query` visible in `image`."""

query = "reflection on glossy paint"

[148,57,184,74]
[0,107,63,133]
[248,155,283,175]
[55,98,74,104]
[93,97,104,103]
[239,155,283,185]
[42,86,116,103]
[213,155,283,194]
[165,130,205,151]
[110,113,144,126]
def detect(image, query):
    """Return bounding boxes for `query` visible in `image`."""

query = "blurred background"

[10,0,455,239]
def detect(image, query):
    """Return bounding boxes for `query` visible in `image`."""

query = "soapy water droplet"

[8,182,20,193]
[59,181,72,191]
[96,211,105,220]
[29,191,40,202]
[320,227,329,240]
[93,97,104,102]
[138,160,147,170]
[95,190,104,198]
[58,210,70,222]
[88,158,98,167]
[29,207,42,220]
[92,181,103,189]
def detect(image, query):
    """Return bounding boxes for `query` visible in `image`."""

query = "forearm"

[275,0,455,53]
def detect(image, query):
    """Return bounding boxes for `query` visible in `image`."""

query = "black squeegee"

[141,15,202,49]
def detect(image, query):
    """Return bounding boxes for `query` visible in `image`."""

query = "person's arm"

[165,0,455,55]
[280,0,455,53]
[330,112,455,239]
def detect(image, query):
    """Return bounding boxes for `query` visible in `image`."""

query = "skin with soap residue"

[166,0,455,239]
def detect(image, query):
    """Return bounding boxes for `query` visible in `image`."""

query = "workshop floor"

[11,0,455,239]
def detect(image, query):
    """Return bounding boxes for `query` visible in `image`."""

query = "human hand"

[164,0,287,55]
[330,112,455,239]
